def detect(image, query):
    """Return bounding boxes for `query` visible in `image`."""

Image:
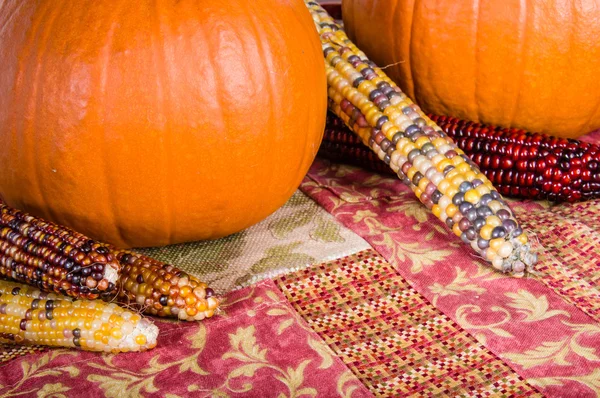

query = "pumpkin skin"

[342,0,600,138]
[0,0,326,248]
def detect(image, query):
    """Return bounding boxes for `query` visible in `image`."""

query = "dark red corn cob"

[320,115,392,174]
[319,141,393,175]
[429,115,600,203]
[320,112,600,203]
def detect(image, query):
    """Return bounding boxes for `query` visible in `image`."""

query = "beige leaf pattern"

[308,337,334,370]
[505,290,570,322]
[277,318,295,335]
[370,233,453,274]
[456,305,514,338]
[399,242,454,274]
[529,368,600,393]
[0,351,78,397]
[337,370,361,398]
[504,340,572,369]
[221,326,320,397]
[386,202,429,230]
[35,383,70,398]
[430,268,486,305]
[223,326,268,363]
[504,320,600,370]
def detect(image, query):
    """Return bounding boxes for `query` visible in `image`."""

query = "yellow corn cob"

[0,280,158,352]
[304,1,537,276]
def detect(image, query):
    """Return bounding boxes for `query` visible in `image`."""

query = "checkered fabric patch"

[275,249,540,397]
[515,200,600,323]
[0,344,46,364]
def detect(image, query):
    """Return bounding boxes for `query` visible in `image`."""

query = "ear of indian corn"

[0,201,219,320]
[0,280,158,352]
[0,202,120,300]
[115,251,219,321]
[304,1,537,275]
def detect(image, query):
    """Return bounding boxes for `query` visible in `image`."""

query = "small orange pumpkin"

[342,0,600,138]
[0,0,326,248]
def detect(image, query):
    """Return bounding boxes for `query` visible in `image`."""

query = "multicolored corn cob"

[0,202,120,300]
[305,1,537,275]
[0,200,219,320]
[0,280,157,352]
[430,115,600,203]
[115,251,219,321]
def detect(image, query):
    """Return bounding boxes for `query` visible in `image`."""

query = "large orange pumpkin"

[342,0,600,138]
[0,0,326,248]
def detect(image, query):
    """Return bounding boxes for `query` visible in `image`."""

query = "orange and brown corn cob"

[0,280,158,352]
[305,1,537,275]
[115,251,219,321]
[0,202,120,300]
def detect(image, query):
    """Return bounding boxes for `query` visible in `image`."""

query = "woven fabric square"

[0,344,46,364]
[275,249,539,397]
[515,200,600,322]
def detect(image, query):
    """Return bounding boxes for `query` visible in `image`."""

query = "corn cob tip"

[121,314,158,351]
[502,240,537,277]
[116,252,219,321]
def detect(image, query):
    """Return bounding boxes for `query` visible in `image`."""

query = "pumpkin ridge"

[508,0,529,128]
[99,3,128,247]
[26,1,57,222]
[0,3,24,37]
[473,0,482,123]
[276,3,312,191]
[246,4,279,206]
[199,14,226,240]
[287,0,328,179]
[577,2,600,134]
[149,0,174,247]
